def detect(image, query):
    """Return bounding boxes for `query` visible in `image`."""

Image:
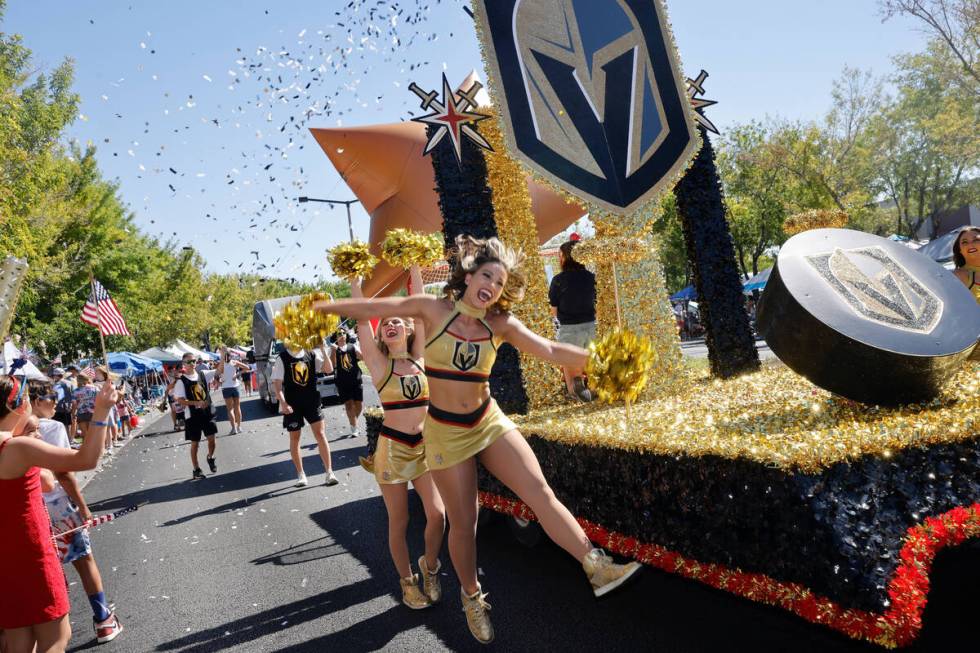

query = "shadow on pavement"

[87,445,361,515]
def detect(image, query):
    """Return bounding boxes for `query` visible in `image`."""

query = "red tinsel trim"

[478,492,980,649]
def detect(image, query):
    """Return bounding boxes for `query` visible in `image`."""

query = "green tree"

[869,39,980,237]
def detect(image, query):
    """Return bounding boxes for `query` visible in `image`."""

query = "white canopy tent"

[1,341,47,379]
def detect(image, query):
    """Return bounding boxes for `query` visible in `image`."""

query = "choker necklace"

[455,299,487,319]
[389,351,412,360]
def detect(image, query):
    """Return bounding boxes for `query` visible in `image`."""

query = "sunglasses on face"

[35,394,57,402]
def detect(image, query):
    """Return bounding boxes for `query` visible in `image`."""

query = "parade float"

[310,1,980,646]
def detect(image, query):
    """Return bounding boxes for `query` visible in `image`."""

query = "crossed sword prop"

[408,78,492,157]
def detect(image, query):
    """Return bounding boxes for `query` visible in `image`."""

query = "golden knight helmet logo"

[292,360,310,385]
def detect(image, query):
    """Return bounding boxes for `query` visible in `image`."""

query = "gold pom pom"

[782,209,848,236]
[327,241,378,279]
[381,228,444,269]
[273,292,340,351]
[586,328,657,404]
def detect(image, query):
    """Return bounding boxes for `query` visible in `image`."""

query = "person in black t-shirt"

[273,343,338,487]
[330,329,364,437]
[548,239,595,402]
[173,354,219,480]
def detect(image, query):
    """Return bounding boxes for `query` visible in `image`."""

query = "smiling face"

[464,262,508,309]
[379,317,411,347]
[956,229,980,267]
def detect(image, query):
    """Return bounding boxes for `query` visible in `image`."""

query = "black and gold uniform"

[964,266,980,303]
[279,349,322,432]
[334,343,363,402]
[180,373,217,442]
[374,354,430,484]
[423,301,516,469]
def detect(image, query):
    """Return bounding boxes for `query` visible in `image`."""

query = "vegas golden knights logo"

[400,375,422,401]
[190,382,206,401]
[452,341,480,372]
[340,349,353,371]
[291,360,310,385]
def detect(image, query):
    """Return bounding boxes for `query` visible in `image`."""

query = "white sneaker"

[295,473,308,487]
[236,426,243,434]
[324,470,339,486]
[228,426,237,435]
[350,427,360,438]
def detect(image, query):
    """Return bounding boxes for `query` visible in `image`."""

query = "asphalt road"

[65,389,975,652]
[680,337,776,361]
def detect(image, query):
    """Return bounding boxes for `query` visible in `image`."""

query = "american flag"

[81,279,131,336]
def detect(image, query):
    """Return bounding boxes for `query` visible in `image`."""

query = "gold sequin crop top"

[377,356,429,410]
[424,301,501,383]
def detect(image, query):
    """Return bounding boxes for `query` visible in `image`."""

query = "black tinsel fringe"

[477,432,980,613]
[674,125,760,378]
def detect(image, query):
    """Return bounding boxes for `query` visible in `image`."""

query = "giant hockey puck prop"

[757,229,980,405]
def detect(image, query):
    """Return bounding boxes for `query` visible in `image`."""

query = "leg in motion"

[289,430,307,484]
[481,430,640,597]
[310,421,337,485]
[413,473,446,603]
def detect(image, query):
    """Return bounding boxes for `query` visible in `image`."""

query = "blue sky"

[5,1,927,282]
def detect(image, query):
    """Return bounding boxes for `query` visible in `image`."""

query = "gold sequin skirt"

[424,398,516,470]
[374,425,428,485]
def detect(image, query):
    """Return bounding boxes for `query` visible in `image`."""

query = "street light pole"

[297,196,360,243]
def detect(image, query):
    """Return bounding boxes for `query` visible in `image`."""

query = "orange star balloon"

[310,77,585,296]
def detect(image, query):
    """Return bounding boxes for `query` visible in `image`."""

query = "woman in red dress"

[0,374,117,653]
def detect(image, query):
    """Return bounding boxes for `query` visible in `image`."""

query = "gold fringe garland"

[591,213,683,400]
[481,115,559,410]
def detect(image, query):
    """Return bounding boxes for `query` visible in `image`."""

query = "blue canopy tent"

[108,352,164,377]
[670,285,697,301]
[742,267,772,293]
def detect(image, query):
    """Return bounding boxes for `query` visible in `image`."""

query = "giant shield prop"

[472,0,698,214]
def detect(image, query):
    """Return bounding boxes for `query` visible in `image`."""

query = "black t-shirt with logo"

[334,344,361,386]
[279,350,319,404]
[180,374,213,421]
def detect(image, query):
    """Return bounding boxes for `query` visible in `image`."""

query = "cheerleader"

[317,236,640,644]
[351,265,445,609]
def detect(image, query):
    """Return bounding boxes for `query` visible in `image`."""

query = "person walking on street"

[330,330,363,437]
[548,239,595,402]
[272,342,339,487]
[216,347,250,435]
[26,379,123,643]
[173,354,218,480]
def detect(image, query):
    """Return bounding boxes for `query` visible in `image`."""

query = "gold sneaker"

[418,555,442,603]
[461,586,493,644]
[358,454,375,474]
[400,573,432,610]
[582,548,642,597]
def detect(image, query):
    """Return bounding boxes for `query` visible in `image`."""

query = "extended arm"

[315,294,440,325]
[56,471,92,521]
[350,279,387,378]
[409,265,426,360]
[2,383,117,476]
[498,314,588,370]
